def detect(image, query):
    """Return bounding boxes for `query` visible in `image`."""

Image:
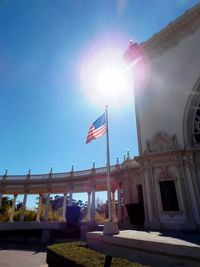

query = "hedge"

[47,241,148,267]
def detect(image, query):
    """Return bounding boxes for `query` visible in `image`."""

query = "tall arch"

[183,76,200,147]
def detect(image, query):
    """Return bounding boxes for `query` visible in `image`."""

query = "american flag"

[86,113,106,144]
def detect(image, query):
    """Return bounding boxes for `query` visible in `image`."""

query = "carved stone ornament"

[158,169,175,181]
[145,132,180,153]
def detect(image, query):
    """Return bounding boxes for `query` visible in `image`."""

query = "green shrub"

[47,242,148,267]
[48,208,63,221]
[12,209,37,221]
[24,210,37,221]
[0,207,10,221]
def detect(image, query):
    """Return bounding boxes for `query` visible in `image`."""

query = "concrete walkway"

[87,230,200,267]
[0,243,47,267]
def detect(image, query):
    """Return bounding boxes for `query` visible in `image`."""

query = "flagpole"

[105,105,112,221]
[103,105,119,235]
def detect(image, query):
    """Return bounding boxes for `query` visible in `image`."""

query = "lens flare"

[79,34,133,109]
[97,66,128,98]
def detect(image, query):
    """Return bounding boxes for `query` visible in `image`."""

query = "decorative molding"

[160,211,184,217]
[145,132,180,154]
[142,3,200,58]
[157,169,176,181]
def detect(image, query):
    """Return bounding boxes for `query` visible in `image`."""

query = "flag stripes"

[86,125,106,144]
[86,113,106,144]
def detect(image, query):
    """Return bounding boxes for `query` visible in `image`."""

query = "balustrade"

[95,167,107,174]
[73,169,92,176]
[6,175,27,180]
[31,174,49,180]
[52,173,71,178]
[0,160,130,225]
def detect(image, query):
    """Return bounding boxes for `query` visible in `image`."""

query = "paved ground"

[88,230,200,267]
[0,243,48,267]
[1,231,199,267]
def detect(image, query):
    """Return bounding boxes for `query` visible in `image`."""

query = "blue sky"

[0,0,199,206]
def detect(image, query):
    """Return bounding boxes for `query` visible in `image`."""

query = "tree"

[0,196,12,221]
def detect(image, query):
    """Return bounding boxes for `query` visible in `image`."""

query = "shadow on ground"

[158,230,200,245]
[0,241,48,254]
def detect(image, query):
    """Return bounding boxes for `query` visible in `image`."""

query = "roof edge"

[141,3,200,58]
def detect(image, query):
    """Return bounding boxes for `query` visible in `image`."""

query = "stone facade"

[123,3,200,230]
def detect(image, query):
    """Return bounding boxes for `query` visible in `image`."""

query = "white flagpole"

[103,106,119,235]
[105,105,112,221]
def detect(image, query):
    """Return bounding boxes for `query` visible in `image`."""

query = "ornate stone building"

[123,3,200,230]
[1,4,200,233]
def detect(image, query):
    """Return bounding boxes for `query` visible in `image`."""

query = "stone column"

[68,192,73,206]
[44,193,50,222]
[149,166,160,224]
[0,193,3,208]
[62,193,67,222]
[122,177,130,218]
[36,194,43,222]
[143,164,160,229]
[20,194,27,221]
[91,189,95,221]
[143,168,153,223]
[87,192,91,221]
[139,166,150,228]
[112,190,117,222]
[117,186,122,222]
[9,194,17,222]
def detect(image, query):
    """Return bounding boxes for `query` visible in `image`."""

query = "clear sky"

[0,0,199,207]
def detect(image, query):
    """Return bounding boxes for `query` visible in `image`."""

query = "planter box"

[46,242,146,267]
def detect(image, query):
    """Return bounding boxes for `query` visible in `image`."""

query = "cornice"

[135,148,200,162]
[141,3,200,58]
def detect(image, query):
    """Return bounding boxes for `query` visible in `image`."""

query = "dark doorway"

[137,184,144,205]
[159,180,179,211]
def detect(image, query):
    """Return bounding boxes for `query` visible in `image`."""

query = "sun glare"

[79,35,133,109]
[97,66,128,98]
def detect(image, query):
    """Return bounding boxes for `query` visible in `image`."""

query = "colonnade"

[0,186,123,223]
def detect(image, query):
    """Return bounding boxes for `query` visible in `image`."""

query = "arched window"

[193,103,200,145]
[183,77,200,147]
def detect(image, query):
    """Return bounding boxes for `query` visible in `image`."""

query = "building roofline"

[141,3,200,58]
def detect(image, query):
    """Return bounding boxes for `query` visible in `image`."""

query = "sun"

[79,35,133,109]
[97,66,128,99]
